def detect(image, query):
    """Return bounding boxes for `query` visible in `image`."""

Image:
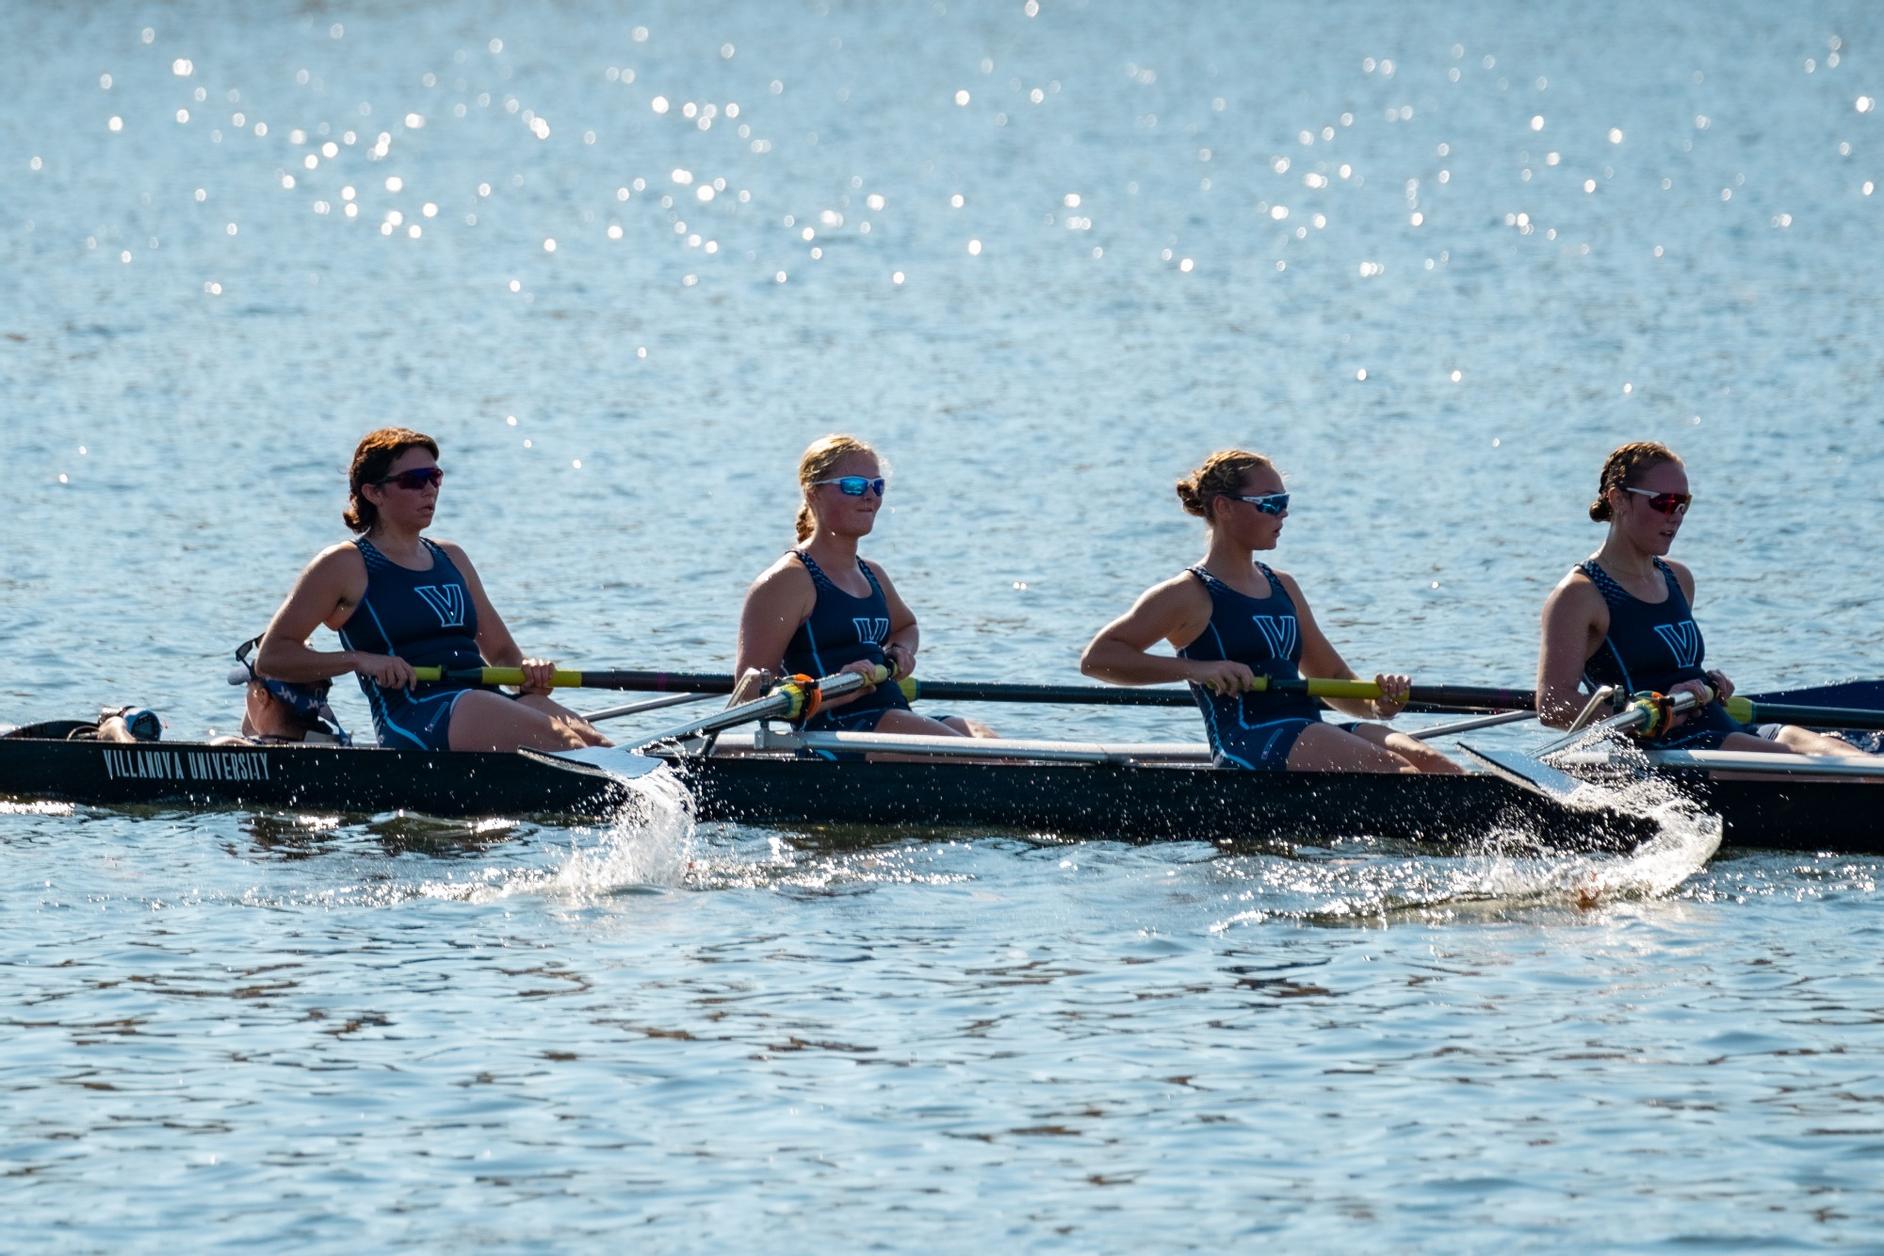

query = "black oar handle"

[1740,701,1884,733]
[906,678,1537,715]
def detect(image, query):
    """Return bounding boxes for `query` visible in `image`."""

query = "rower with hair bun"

[1081,449,1459,773]
[1536,440,1868,756]
[732,434,994,747]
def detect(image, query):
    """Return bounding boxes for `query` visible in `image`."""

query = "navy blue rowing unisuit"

[1577,558,1747,749]
[337,537,483,750]
[782,550,911,734]
[1178,563,1324,770]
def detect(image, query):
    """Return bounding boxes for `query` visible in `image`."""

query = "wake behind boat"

[5,717,1880,853]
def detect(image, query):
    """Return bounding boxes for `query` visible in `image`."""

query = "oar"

[413,666,738,693]
[868,676,1537,716]
[526,668,883,779]
[577,691,720,724]
[1409,709,1540,741]
[411,667,1528,713]
[1460,689,1713,802]
[1719,697,1884,733]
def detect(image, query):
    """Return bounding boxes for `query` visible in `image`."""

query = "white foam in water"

[541,767,697,897]
[1466,774,1723,912]
[1211,767,1723,930]
[420,766,697,906]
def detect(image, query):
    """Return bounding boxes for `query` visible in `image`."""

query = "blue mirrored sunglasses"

[812,476,886,497]
[1233,491,1290,516]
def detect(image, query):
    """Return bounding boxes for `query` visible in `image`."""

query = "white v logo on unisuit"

[414,583,468,628]
[1253,614,1299,659]
[1653,620,1703,669]
[852,616,891,644]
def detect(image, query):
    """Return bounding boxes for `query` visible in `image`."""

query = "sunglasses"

[376,466,445,491]
[812,476,886,497]
[1624,487,1691,516]
[1232,491,1291,516]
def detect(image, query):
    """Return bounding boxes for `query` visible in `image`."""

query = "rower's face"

[1615,461,1690,555]
[1222,466,1288,549]
[369,446,442,530]
[809,453,883,538]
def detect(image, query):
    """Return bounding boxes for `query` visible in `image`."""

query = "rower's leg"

[939,715,998,739]
[448,691,606,752]
[517,693,610,745]
[1759,726,1872,757]
[1284,722,1419,774]
[1347,722,1464,774]
[869,708,987,739]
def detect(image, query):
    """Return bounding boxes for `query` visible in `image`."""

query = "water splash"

[1211,769,1721,930]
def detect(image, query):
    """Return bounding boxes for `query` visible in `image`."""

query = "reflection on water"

[5,0,1884,1248]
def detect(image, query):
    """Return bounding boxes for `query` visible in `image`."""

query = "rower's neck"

[369,525,427,565]
[1200,536,1265,590]
[1593,532,1658,582]
[804,530,860,566]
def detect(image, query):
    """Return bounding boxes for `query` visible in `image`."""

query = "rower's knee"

[1385,735,1463,775]
[942,715,996,739]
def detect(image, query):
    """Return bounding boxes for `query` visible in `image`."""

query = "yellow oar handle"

[1724,695,1754,723]
[411,666,588,686]
[1259,677,1384,700]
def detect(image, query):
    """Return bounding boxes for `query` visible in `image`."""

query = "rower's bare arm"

[1536,574,1604,727]
[732,560,816,692]
[1080,576,1232,689]
[1280,573,1386,719]
[866,561,921,678]
[443,543,524,670]
[257,545,378,683]
[442,543,558,693]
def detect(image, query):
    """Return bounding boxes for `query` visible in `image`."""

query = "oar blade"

[520,745,670,780]
[1460,742,1589,804]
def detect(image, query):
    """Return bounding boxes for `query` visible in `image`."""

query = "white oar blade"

[522,745,669,779]
[1460,742,1588,803]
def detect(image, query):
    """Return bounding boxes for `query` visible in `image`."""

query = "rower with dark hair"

[1081,449,1458,773]
[254,427,608,753]
[1536,441,1866,756]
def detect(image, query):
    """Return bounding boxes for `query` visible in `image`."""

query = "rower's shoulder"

[747,551,816,593]
[1138,569,1213,608]
[1547,562,1600,596]
[1541,562,1607,619]
[304,540,366,577]
[428,536,473,567]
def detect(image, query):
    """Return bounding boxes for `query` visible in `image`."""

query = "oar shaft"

[634,668,884,748]
[412,666,736,692]
[411,667,1536,716]
[1727,699,1884,733]
[904,677,1535,715]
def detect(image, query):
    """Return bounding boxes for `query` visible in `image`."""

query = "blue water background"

[3,1,1883,1248]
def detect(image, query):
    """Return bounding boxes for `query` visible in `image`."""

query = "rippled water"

[5,1,1883,1248]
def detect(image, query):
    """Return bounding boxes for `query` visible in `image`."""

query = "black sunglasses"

[376,466,445,491]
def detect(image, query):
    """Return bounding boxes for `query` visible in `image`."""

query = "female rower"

[1081,450,1458,774]
[733,434,993,743]
[1537,441,1862,755]
[255,427,608,752]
